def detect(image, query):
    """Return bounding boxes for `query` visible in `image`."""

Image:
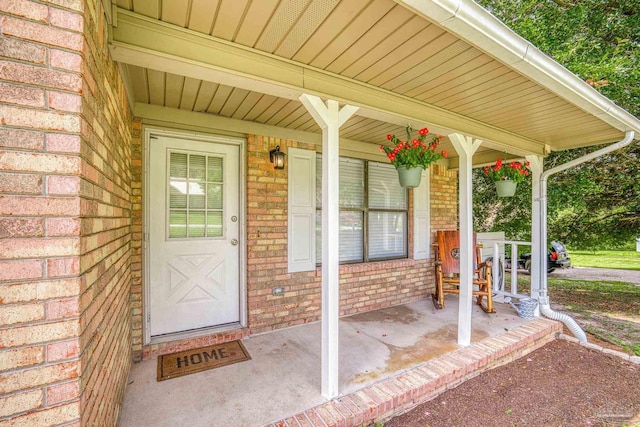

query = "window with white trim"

[167,151,224,239]
[315,155,408,263]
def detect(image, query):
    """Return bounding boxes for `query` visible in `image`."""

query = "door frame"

[143,126,247,345]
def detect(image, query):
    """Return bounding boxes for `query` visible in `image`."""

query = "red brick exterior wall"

[132,133,457,356]
[430,163,458,233]
[130,119,143,361]
[246,136,458,333]
[1,0,459,422]
[78,2,132,425]
[0,1,132,425]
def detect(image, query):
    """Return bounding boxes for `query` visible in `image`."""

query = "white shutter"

[288,148,316,272]
[413,169,431,260]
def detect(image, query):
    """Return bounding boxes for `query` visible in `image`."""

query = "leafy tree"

[473,0,640,250]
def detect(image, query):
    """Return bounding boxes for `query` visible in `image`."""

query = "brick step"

[266,318,562,427]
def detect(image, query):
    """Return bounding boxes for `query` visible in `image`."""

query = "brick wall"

[0,0,132,425]
[246,135,317,333]
[132,133,456,356]
[246,135,458,334]
[130,118,143,361]
[430,164,458,233]
[78,1,132,425]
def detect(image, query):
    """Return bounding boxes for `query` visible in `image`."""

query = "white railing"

[478,239,532,302]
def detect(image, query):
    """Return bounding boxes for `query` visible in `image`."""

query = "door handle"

[231,239,239,246]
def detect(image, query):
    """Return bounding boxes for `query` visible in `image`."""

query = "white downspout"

[538,131,635,342]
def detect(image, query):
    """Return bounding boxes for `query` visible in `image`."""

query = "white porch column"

[526,155,543,315]
[299,94,358,399]
[448,133,482,347]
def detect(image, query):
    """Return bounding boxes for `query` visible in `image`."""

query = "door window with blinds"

[167,151,224,239]
[316,155,407,263]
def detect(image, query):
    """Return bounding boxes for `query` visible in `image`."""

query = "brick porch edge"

[266,318,562,427]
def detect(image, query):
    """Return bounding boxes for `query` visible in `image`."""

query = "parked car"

[505,241,571,274]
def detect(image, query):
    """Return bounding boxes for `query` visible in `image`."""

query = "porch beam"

[109,8,547,157]
[526,155,544,315]
[449,133,482,347]
[134,103,386,160]
[299,94,358,400]
[447,151,524,170]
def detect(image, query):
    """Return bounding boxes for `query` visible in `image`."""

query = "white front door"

[148,135,240,337]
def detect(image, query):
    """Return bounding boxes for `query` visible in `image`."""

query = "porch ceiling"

[122,65,401,143]
[122,65,498,159]
[111,0,639,160]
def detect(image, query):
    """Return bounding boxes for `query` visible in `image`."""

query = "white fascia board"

[395,0,640,135]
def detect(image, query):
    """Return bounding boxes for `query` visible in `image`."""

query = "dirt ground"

[386,268,640,426]
[385,339,640,427]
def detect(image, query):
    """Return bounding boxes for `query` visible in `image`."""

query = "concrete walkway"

[118,299,537,427]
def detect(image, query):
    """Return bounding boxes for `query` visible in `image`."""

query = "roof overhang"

[110,10,547,157]
[398,0,640,135]
[108,0,640,164]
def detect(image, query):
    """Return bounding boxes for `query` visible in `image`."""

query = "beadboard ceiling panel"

[161,0,189,27]
[186,0,218,34]
[211,0,249,40]
[124,65,458,147]
[115,0,634,153]
[178,77,200,111]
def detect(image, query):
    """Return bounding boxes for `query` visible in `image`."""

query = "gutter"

[538,131,636,342]
[396,0,640,135]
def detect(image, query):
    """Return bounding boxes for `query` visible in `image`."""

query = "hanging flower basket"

[494,179,517,197]
[397,166,424,188]
[379,126,448,188]
[484,158,531,197]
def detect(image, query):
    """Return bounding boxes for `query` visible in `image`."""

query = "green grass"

[510,274,640,356]
[569,250,640,271]
[584,326,640,356]
[515,276,640,316]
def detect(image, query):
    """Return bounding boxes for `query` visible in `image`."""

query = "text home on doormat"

[157,341,251,381]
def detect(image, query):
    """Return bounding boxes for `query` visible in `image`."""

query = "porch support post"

[526,155,544,315]
[299,94,358,399]
[448,133,482,347]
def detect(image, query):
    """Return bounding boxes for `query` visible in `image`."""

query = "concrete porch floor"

[118,298,547,427]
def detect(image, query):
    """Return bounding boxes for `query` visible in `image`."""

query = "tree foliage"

[473,0,640,249]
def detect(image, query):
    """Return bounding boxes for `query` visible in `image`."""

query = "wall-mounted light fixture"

[269,145,286,169]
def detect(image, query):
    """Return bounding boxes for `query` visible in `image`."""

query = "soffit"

[115,0,625,151]
[122,64,489,157]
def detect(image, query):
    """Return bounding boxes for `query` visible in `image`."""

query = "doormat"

[157,341,251,381]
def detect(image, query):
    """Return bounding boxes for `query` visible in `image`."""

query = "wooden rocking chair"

[432,230,495,313]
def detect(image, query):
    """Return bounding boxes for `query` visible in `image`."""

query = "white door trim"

[142,126,247,345]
